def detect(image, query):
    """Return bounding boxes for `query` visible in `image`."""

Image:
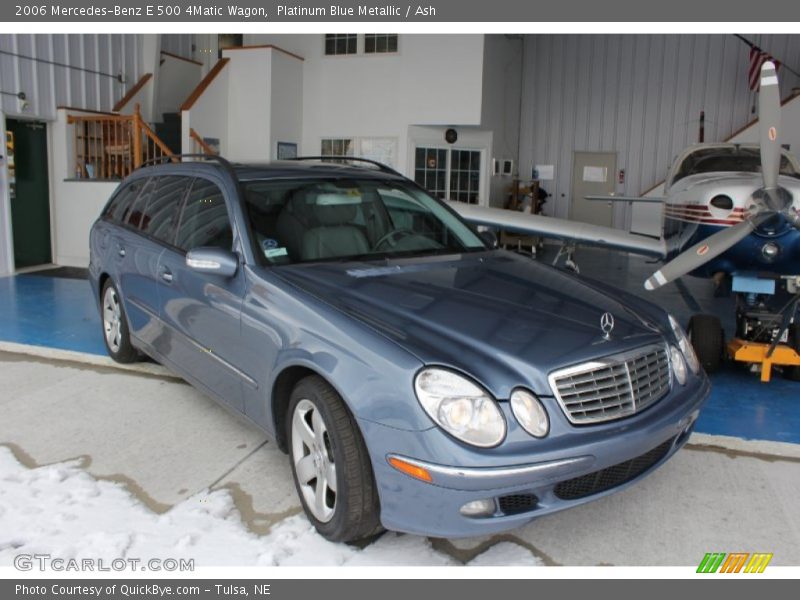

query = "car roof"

[133,159,406,183]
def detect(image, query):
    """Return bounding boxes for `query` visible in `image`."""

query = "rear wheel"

[687,314,724,374]
[287,375,382,543]
[100,280,139,363]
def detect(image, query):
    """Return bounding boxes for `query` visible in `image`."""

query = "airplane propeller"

[645,61,799,291]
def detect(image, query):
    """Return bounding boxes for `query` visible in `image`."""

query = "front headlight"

[670,345,687,385]
[414,368,506,448]
[668,314,700,374]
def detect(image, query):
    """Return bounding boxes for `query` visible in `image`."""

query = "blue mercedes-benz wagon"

[89,156,709,542]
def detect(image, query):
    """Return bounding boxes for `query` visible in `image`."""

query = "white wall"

[268,51,303,158]
[243,34,486,176]
[182,47,302,162]
[114,74,155,122]
[156,53,202,119]
[49,108,119,267]
[225,48,272,161]
[519,34,800,230]
[181,62,230,155]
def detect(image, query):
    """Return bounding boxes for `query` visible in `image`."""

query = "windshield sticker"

[265,247,289,259]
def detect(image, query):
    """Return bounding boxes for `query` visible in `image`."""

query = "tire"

[784,323,800,382]
[100,279,139,363]
[687,314,724,374]
[287,375,382,543]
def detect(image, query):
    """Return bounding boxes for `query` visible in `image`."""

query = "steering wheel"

[374,229,416,251]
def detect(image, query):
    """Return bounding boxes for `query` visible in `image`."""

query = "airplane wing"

[448,201,667,258]
[585,195,665,203]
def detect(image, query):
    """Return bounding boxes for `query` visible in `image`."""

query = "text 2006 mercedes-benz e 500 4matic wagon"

[89,156,709,542]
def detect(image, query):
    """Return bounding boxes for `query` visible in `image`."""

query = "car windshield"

[673,146,800,182]
[241,177,487,265]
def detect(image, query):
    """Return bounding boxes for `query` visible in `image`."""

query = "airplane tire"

[784,324,800,382]
[687,314,724,374]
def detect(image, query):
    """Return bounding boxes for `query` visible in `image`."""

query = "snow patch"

[0,447,541,567]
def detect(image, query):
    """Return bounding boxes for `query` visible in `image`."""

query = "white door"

[570,151,616,228]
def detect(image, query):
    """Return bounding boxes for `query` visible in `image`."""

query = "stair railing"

[67,104,176,180]
[189,128,219,155]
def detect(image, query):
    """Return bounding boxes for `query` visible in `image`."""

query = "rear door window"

[105,178,148,224]
[123,178,157,229]
[175,179,233,252]
[139,176,192,246]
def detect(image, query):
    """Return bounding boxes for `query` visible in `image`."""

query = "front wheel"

[287,376,382,542]
[100,279,139,363]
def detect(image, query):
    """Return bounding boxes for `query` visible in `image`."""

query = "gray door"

[569,151,616,228]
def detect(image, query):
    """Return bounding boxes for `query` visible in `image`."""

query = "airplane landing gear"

[687,314,724,373]
[723,275,800,382]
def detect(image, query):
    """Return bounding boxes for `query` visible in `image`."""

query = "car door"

[108,177,164,342]
[155,175,247,412]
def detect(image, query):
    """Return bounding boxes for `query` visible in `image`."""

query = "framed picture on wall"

[277,142,298,159]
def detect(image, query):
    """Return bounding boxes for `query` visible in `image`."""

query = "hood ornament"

[600,312,615,340]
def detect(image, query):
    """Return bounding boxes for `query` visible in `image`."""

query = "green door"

[7,119,51,268]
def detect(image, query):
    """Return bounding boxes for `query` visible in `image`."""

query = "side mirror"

[479,229,498,248]
[185,247,239,278]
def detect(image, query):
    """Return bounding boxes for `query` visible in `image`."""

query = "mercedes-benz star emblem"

[600,312,615,340]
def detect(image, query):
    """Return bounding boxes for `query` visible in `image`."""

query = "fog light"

[670,345,687,385]
[761,242,781,261]
[459,498,495,517]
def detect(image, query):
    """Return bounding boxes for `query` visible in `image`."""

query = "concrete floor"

[2,348,799,566]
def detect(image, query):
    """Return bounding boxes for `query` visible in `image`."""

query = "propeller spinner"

[645,61,799,291]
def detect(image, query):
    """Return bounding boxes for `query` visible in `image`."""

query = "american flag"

[749,47,780,91]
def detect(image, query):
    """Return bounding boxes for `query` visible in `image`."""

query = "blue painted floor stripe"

[0,271,798,444]
[0,274,106,356]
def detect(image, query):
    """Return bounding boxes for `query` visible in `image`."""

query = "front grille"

[554,437,675,500]
[549,344,671,425]
[497,493,538,515]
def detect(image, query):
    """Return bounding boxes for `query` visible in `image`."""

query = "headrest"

[316,203,358,226]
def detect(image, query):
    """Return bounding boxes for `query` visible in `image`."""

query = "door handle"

[161,271,173,283]
[117,247,126,257]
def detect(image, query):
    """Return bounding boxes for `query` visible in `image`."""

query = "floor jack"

[726,274,800,382]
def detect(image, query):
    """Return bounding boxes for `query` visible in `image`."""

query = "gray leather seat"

[301,203,369,260]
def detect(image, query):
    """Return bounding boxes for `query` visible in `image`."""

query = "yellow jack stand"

[727,338,800,382]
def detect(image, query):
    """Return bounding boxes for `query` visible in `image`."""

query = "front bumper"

[359,375,710,538]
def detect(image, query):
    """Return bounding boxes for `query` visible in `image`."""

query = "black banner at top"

[3,0,800,22]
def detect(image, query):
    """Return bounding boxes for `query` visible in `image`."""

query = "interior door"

[570,151,616,228]
[7,119,51,268]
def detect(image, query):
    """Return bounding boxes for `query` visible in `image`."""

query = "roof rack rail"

[290,155,401,176]
[137,153,241,184]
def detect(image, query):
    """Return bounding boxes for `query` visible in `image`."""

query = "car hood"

[273,251,667,397]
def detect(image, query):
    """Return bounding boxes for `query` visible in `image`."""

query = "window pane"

[106,178,147,224]
[325,34,358,56]
[140,176,191,244]
[176,179,232,252]
[364,34,398,54]
[123,178,156,228]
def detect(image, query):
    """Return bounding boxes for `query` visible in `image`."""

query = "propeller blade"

[644,214,768,290]
[759,61,781,193]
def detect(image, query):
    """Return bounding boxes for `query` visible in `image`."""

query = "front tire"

[287,375,382,543]
[688,314,724,374]
[100,279,139,363]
